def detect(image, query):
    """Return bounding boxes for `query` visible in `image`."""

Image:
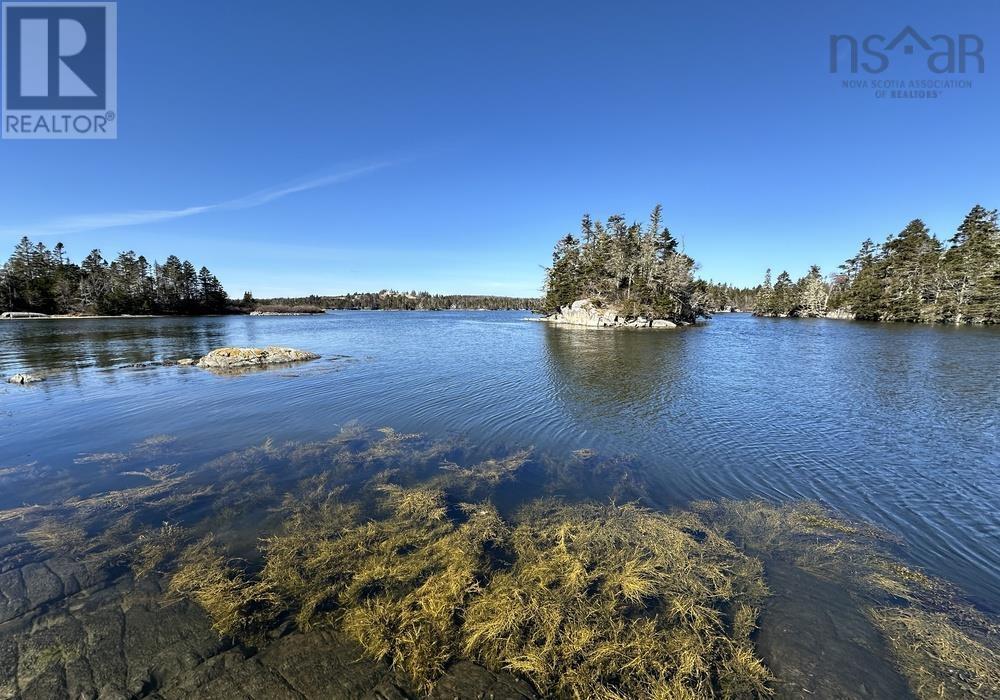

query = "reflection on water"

[0,317,231,375]
[542,323,684,413]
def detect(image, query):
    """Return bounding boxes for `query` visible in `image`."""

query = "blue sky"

[1,0,998,297]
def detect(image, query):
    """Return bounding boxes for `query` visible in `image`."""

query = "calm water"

[1,310,998,616]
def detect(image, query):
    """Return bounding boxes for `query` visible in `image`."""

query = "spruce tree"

[941,205,1000,323]
[773,271,795,315]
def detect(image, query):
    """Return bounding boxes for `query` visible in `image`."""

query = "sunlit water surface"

[1,311,998,697]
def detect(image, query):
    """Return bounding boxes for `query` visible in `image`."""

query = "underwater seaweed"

[167,535,281,640]
[694,499,1000,700]
[21,427,997,700]
[264,486,507,692]
[462,500,772,699]
[439,448,532,484]
[131,521,186,579]
[872,607,1000,699]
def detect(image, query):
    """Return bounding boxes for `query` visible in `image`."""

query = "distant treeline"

[694,281,757,312]
[1,237,230,315]
[250,290,540,311]
[753,205,1000,324]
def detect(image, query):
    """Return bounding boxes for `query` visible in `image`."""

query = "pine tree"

[798,265,828,316]
[199,267,228,311]
[79,249,110,313]
[752,269,775,315]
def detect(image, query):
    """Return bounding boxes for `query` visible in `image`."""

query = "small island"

[540,205,705,328]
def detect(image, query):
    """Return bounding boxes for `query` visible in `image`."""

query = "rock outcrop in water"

[196,347,320,370]
[6,373,43,384]
[543,299,681,328]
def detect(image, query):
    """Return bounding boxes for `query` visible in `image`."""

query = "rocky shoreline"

[754,308,857,321]
[541,299,688,329]
[0,545,537,700]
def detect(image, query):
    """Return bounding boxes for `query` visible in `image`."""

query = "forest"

[252,290,539,311]
[753,205,1000,324]
[542,205,707,321]
[693,281,757,313]
[0,237,230,315]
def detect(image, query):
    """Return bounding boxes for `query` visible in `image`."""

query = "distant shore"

[0,308,534,321]
[1,313,163,320]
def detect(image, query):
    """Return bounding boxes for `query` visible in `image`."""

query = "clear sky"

[1,0,998,297]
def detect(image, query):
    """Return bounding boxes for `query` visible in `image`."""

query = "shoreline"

[1,309,536,320]
[1,314,164,320]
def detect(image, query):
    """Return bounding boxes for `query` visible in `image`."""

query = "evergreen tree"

[752,269,775,315]
[880,220,940,322]
[940,205,1000,323]
[773,271,795,315]
[798,265,828,316]
[199,267,228,311]
[543,234,582,313]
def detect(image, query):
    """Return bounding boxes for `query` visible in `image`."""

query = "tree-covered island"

[541,205,707,328]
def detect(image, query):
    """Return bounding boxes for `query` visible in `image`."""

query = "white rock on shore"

[1,311,48,319]
[543,299,681,329]
[823,308,857,320]
[195,346,320,369]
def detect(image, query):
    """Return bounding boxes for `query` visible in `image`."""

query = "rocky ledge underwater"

[0,427,997,700]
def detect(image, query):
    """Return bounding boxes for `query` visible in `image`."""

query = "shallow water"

[1,312,998,697]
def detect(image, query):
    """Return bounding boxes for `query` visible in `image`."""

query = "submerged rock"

[543,299,681,329]
[176,358,196,366]
[195,347,320,370]
[7,373,43,384]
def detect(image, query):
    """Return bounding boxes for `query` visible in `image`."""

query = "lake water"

[1,311,998,697]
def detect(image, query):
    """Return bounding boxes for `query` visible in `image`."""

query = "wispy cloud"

[2,161,395,237]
